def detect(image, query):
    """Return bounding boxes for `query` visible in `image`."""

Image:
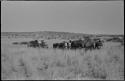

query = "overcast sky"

[1,1,124,34]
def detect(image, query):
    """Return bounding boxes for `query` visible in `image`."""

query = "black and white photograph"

[1,1,124,80]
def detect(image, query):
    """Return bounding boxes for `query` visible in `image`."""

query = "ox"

[27,40,39,48]
[12,42,19,45]
[20,41,29,45]
[83,38,103,51]
[69,39,83,49]
[53,41,68,49]
[28,40,48,48]
[94,39,103,49]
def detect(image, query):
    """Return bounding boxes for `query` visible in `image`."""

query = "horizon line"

[1,31,124,35]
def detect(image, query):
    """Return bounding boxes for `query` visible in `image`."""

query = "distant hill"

[1,31,124,40]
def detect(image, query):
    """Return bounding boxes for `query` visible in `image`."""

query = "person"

[68,40,72,48]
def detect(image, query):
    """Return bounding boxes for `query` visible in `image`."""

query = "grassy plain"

[1,33,124,80]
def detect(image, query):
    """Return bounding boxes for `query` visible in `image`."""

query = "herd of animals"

[12,36,124,52]
[12,37,105,51]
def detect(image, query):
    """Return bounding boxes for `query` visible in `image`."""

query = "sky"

[1,1,124,34]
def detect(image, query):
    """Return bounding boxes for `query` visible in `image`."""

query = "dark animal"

[53,43,59,48]
[27,40,48,48]
[12,42,19,45]
[52,38,103,51]
[53,42,65,49]
[20,42,29,45]
[84,40,95,51]
[68,39,84,49]
[94,39,103,49]
[27,40,39,48]
[53,41,69,49]
[58,42,66,49]
[70,41,82,49]
[83,38,103,51]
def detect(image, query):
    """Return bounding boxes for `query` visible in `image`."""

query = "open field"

[1,32,124,80]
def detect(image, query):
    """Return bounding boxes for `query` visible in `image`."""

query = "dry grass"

[1,37,124,80]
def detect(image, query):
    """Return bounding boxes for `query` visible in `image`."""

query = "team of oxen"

[53,38,104,51]
[12,38,104,51]
[12,40,48,48]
